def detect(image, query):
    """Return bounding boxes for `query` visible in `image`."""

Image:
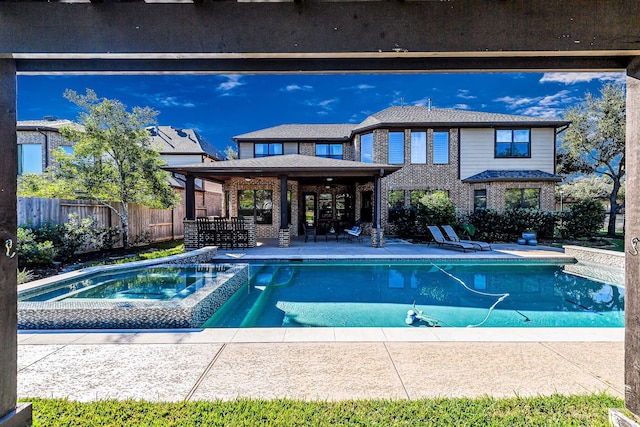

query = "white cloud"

[540,72,626,85]
[304,98,338,114]
[157,96,195,108]
[451,103,470,110]
[341,84,376,91]
[457,89,477,100]
[494,90,578,118]
[217,75,244,94]
[412,97,432,107]
[282,84,313,92]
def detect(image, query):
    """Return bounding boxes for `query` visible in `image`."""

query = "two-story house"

[17,120,225,217]
[167,106,568,248]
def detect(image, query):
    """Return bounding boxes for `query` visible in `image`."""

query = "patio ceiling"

[164,154,402,181]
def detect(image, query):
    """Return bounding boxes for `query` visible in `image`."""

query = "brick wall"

[17,129,72,172]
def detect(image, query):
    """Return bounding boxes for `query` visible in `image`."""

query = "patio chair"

[344,225,363,243]
[426,225,476,252]
[231,217,249,249]
[196,216,216,246]
[441,225,491,251]
[302,223,316,243]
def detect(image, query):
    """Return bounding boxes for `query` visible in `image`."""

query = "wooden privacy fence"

[18,196,189,247]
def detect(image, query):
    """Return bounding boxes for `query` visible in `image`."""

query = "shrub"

[17,268,34,285]
[390,207,417,238]
[57,214,100,260]
[97,226,122,251]
[415,192,456,229]
[560,198,606,239]
[16,227,55,266]
[465,208,558,242]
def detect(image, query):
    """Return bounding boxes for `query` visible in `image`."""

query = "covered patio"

[166,154,401,248]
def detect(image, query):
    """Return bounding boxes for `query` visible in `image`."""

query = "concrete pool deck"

[17,240,625,402]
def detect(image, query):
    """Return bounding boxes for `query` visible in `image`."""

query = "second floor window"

[410,131,427,164]
[433,131,449,164]
[360,133,373,163]
[18,144,43,175]
[388,131,404,164]
[495,129,530,158]
[316,143,343,159]
[255,143,283,158]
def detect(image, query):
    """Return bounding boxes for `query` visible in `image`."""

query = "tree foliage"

[559,83,625,236]
[557,175,625,204]
[21,89,180,249]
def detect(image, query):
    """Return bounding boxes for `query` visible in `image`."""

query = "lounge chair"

[426,225,476,252]
[302,223,316,243]
[344,225,363,243]
[441,225,491,251]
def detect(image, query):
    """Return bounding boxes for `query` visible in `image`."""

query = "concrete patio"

[17,240,624,402]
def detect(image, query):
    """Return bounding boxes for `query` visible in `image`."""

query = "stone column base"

[278,228,290,248]
[370,228,384,248]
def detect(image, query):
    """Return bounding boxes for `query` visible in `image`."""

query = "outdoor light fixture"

[326,177,333,182]
[244,177,251,182]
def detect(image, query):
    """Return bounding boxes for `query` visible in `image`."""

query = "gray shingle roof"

[462,170,562,183]
[233,124,354,141]
[17,119,82,131]
[353,106,569,132]
[148,126,224,160]
[164,154,401,178]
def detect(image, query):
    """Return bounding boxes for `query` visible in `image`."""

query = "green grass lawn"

[24,394,625,426]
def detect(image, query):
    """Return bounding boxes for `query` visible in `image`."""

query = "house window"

[433,131,449,164]
[505,188,540,209]
[335,193,349,221]
[410,190,429,207]
[316,143,343,159]
[360,133,373,163]
[410,131,427,164]
[495,129,530,158]
[254,143,283,158]
[474,189,487,210]
[18,144,43,175]
[318,193,333,220]
[238,189,273,224]
[388,131,404,164]
[387,190,404,223]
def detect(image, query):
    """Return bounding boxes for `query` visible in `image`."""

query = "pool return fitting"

[406,263,510,328]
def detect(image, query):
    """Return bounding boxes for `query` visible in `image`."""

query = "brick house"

[167,106,568,248]
[17,120,225,217]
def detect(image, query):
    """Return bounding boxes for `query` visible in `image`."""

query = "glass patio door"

[304,193,316,227]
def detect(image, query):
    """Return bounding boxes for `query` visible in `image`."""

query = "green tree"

[224,145,238,160]
[30,89,179,249]
[559,83,625,237]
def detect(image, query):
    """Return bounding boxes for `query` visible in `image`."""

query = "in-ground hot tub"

[18,247,250,329]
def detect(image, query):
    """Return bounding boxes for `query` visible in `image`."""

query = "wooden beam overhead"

[2,1,640,73]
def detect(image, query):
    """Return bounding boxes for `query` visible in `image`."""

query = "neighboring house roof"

[148,126,224,160]
[17,119,82,132]
[462,170,562,183]
[233,124,354,141]
[164,154,402,179]
[353,106,569,133]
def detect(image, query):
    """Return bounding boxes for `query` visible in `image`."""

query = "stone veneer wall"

[563,245,625,269]
[224,177,299,239]
[18,247,251,330]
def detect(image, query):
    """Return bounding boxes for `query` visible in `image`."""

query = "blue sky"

[17,72,625,153]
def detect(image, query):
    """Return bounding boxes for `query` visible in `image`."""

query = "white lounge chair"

[441,225,491,251]
[427,225,476,252]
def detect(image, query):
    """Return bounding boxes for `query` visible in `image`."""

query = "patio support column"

[278,175,290,248]
[0,59,32,426]
[372,173,383,248]
[185,174,196,220]
[625,60,640,417]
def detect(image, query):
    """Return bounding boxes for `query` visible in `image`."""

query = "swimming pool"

[202,260,624,328]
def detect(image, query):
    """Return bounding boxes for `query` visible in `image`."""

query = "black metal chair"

[196,217,216,246]
[231,217,249,249]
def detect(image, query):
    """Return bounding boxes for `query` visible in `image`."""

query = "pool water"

[19,264,227,302]
[202,261,624,328]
